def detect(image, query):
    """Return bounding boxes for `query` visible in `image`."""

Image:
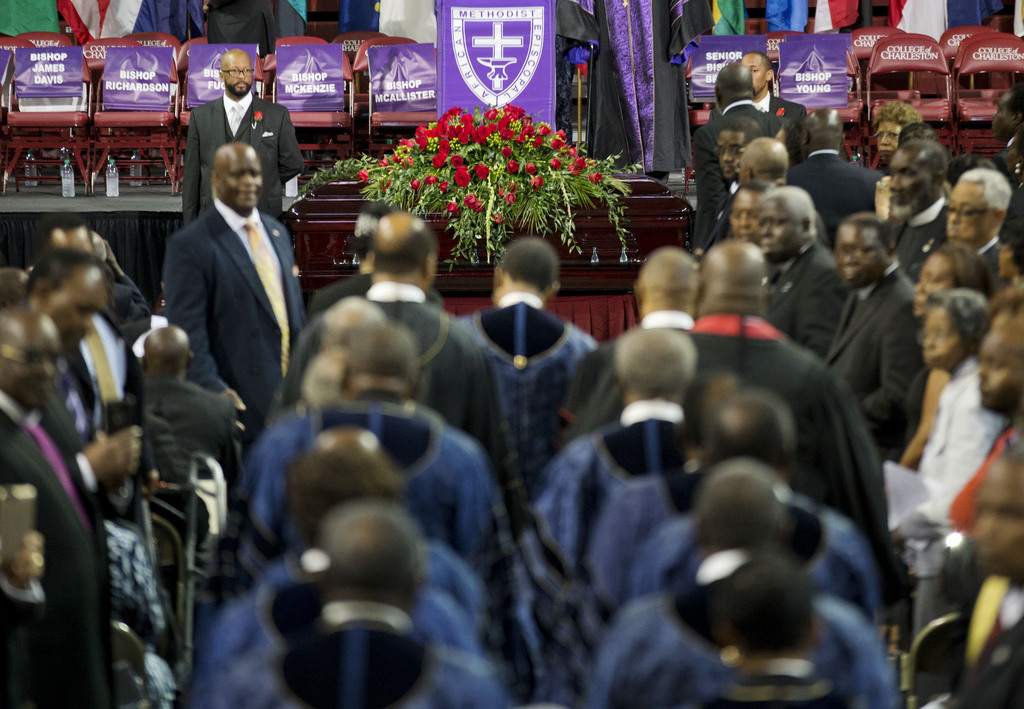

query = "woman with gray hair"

[899,288,1006,635]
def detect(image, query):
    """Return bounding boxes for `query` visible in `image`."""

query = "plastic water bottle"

[285,175,298,198]
[23,150,38,187]
[61,159,75,198]
[105,157,119,197]
[59,146,70,164]
[619,245,629,263]
[590,247,599,264]
[129,150,143,187]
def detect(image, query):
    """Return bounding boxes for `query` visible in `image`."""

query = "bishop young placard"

[437,0,555,125]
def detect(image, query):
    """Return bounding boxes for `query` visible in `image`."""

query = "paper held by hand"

[884,460,934,531]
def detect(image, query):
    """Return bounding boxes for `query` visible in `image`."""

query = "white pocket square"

[262,130,274,138]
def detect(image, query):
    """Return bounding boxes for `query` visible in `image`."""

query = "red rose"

[556,129,567,140]
[417,135,429,150]
[416,125,427,137]
[426,128,438,139]
[475,164,490,179]
[507,160,519,173]
[500,128,515,140]
[502,146,512,158]
[461,113,474,125]
[439,180,449,192]
[439,138,450,152]
[776,107,786,116]
[406,157,415,167]
[451,155,465,168]
[533,136,543,147]
[574,157,587,169]
[253,111,263,121]
[432,154,447,169]
[425,174,438,185]
[379,158,389,167]
[505,193,516,204]
[567,146,578,157]
[410,179,421,191]
[356,169,369,182]
[550,158,562,170]
[493,213,504,224]
[530,175,543,190]
[446,201,459,214]
[589,172,603,183]
[537,124,552,136]
[454,167,471,187]
[464,194,477,207]
[473,127,488,144]
[525,163,537,175]
[485,108,499,121]
[550,138,564,149]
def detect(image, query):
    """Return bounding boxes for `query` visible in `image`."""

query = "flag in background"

[712,0,744,35]
[277,0,307,39]
[889,0,947,40]
[1015,0,1023,36]
[0,0,59,34]
[947,0,1003,28]
[766,0,808,32]
[339,0,380,33]
[814,0,859,31]
[59,0,204,43]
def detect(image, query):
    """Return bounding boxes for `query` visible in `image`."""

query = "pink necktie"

[22,421,94,535]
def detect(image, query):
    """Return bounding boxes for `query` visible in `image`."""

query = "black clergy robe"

[895,206,948,283]
[559,0,714,173]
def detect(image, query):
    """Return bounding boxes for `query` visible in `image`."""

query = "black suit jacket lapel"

[204,209,280,324]
[827,273,894,361]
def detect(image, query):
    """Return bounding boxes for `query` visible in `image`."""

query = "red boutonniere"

[776,107,785,116]
[251,110,263,129]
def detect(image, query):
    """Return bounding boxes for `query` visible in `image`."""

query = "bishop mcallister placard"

[437,0,555,124]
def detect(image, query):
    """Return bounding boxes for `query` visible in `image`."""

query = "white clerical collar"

[908,197,946,228]
[222,90,253,118]
[497,291,544,310]
[807,149,840,159]
[214,198,260,233]
[696,549,750,587]
[722,99,755,114]
[857,262,898,300]
[620,399,684,427]
[729,180,740,195]
[979,237,999,255]
[641,310,695,331]
[319,600,414,635]
[366,281,427,304]
[753,93,770,113]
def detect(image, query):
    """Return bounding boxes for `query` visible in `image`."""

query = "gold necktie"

[84,324,118,404]
[244,218,290,375]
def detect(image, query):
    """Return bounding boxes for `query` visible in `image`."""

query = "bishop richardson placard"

[437,0,555,124]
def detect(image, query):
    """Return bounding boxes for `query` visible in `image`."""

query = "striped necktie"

[244,218,290,375]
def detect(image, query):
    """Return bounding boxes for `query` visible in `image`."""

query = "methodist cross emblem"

[451,6,544,106]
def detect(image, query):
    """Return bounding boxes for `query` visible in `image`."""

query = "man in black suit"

[948,167,1013,285]
[141,325,242,485]
[182,49,302,223]
[991,83,1024,177]
[0,309,114,708]
[699,117,765,252]
[708,51,807,121]
[693,63,784,247]
[705,139,790,250]
[787,109,882,246]
[165,142,306,446]
[956,443,1024,706]
[888,140,949,282]
[760,186,848,360]
[827,213,922,454]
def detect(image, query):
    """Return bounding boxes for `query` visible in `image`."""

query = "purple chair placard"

[778,35,850,109]
[275,44,348,112]
[689,35,767,100]
[368,43,437,113]
[14,46,83,99]
[102,46,174,111]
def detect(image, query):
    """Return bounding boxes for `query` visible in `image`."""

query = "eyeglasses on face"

[947,206,993,220]
[221,67,254,77]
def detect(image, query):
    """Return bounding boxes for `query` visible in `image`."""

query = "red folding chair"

[839,50,867,161]
[352,36,415,152]
[939,25,999,68]
[767,31,802,64]
[865,33,952,165]
[954,33,1024,157]
[333,31,388,63]
[851,25,904,96]
[3,46,92,193]
[88,40,179,192]
[17,31,74,48]
[277,36,328,48]
[365,45,435,156]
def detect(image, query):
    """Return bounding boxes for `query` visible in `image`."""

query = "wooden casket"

[286,174,692,295]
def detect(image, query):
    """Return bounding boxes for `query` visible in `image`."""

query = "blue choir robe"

[465,302,596,499]
[586,593,897,709]
[625,492,882,620]
[192,556,486,708]
[204,625,511,709]
[230,399,500,588]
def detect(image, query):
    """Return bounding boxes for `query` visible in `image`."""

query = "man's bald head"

[32,213,91,257]
[321,297,388,352]
[695,458,786,555]
[220,49,251,71]
[0,268,28,310]
[738,138,789,185]
[369,212,438,288]
[340,321,420,401]
[614,327,697,405]
[697,241,768,318]
[635,247,698,317]
[142,325,192,378]
[804,108,844,153]
[715,63,755,108]
[705,389,797,475]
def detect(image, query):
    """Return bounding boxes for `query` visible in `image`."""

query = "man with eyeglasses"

[696,115,764,251]
[948,167,1013,287]
[182,48,302,223]
[787,108,882,247]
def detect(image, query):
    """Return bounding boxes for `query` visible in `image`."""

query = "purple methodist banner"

[689,35,767,100]
[102,47,174,112]
[187,43,258,109]
[778,35,850,109]
[368,43,436,113]
[14,47,83,99]
[437,0,555,124]
[275,45,347,112]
